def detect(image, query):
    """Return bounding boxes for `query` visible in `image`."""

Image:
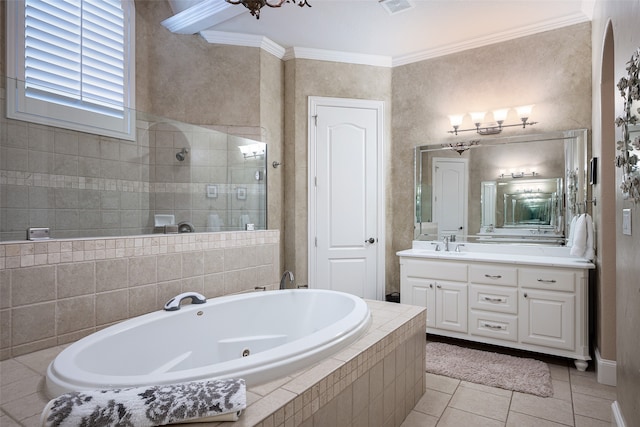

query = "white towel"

[206,213,223,232]
[40,379,246,427]
[569,213,594,260]
[567,215,578,247]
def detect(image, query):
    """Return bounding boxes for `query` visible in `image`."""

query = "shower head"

[176,148,189,161]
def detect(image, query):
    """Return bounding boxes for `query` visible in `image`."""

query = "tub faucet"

[280,271,295,290]
[164,292,206,311]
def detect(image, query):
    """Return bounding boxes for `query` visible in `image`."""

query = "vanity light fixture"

[239,142,266,159]
[499,170,538,179]
[226,0,311,19]
[447,105,538,135]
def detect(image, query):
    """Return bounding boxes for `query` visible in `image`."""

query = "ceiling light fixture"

[226,0,311,19]
[447,105,537,136]
[442,140,480,155]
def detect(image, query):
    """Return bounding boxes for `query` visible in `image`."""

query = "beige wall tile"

[203,273,225,298]
[129,285,157,317]
[182,252,204,277]
[128,256,157,286]
[224,268,257,295]
[0,309,11,350]
[10,266,55,306]
[95,259,128,292]
[57,262,95,298]
[157,253,181,282]
[224,246,257,271]
[56,295,95,335]
[96,290,129,326]
[203,249,224,274]
[0,270,10,309]
[156,280,182,309]
[12,303,55,346]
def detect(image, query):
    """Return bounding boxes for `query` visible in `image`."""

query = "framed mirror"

[414,129,588,245]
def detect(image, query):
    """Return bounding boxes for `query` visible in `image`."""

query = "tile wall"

[0,230,280,360]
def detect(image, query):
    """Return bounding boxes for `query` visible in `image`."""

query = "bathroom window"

[6,0,136,140]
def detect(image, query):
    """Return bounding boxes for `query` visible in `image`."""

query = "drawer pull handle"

[482,323,504,330]
[483,296,505,303]
[484,274,502,279]
[436,285,442,289]
[537,279,557,284]
[429,284,433,289]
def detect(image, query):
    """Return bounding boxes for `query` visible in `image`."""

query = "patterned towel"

[41,378,246,427]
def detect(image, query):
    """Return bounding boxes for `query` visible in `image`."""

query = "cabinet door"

[404,277,436,329]
[520,289,575,350]
[435,281,467,333]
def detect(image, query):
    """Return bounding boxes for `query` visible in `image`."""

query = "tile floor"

[401,359,616,427]
[1,342,617,427]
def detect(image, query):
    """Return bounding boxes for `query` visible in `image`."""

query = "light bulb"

[492,108,509,123]
[448,114,464,127]
[516,105,534,119]
[470,112,485,125]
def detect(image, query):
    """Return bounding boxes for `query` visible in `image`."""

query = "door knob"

[365,237,376,244]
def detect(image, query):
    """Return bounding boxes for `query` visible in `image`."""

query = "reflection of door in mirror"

[432,158,468,239]
[481,181,497,229]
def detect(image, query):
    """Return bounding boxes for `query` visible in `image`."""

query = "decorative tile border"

[0,230,279,270]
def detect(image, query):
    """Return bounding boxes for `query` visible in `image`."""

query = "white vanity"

[398,241,595,370]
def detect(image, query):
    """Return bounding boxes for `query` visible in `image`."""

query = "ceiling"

[163,0,593,66]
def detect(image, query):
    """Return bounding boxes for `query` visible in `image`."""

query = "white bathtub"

[45,289,371,398]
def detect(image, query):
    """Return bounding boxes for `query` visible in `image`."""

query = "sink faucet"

[280,270,295,290]
[163,292,206,311]
[443,236,450,252]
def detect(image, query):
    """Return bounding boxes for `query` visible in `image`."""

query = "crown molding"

[200,30,286,58]
[282,47,392,67]
[161,0,244,34]
[197,11,590,68]
[392,11,590,67]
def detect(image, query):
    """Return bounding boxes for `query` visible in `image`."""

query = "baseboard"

[612,401,626,427]
[595,346,616,386]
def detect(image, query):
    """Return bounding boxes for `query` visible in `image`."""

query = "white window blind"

[7,0,135,140]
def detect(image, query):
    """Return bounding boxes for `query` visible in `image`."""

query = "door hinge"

[315,237,317,247]
[314,176,317,187]
[312,115,318,126]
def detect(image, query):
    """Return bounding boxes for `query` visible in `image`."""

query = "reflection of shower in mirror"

[176,148,189,161]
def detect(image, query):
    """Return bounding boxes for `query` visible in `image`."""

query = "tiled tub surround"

[0,230,280,360]
[0,301,426,427]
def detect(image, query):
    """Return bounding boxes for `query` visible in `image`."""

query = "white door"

[432,158,468,238]
[309,97,384,300]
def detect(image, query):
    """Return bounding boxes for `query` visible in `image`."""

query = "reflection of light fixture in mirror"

[447,106,538,135]
[239,143,266,159]
[499,170,538,179]
[443,140,479,155]
[226,0,311,19]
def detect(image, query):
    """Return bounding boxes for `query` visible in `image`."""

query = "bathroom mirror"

[0,97,268,241]
[414,129,587,244]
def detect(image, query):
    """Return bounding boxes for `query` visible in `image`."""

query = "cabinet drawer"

[402,258,467,282]
[469,285,518,314]
[469,264,517,286]
[519,268,575,292]
[469,311,518,342]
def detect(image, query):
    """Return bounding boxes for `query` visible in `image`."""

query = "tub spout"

[280,271,295,290]
[164,292,207,311]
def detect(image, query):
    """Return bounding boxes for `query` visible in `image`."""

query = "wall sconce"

[448,105,538,135]
[239,143,266,159]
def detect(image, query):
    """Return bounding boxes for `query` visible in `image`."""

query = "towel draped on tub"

[41,378,246,427]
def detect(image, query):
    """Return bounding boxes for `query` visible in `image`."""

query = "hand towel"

[567,215,578,247]
[206,213,223,232]
[40,378,246,427]
[569,213,594,260]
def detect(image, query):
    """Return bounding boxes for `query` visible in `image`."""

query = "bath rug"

[425,342,553,397]
[40,378,246,427]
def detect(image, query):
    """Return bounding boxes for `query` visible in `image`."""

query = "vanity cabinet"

[402,259,467,333]
[399,255,591,370]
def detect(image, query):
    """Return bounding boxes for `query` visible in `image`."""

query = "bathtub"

[45,289,371,398]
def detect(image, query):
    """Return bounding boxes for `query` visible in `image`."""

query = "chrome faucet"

[280,270,295,290]
[163,292,206,311]
[443,236,450,252]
